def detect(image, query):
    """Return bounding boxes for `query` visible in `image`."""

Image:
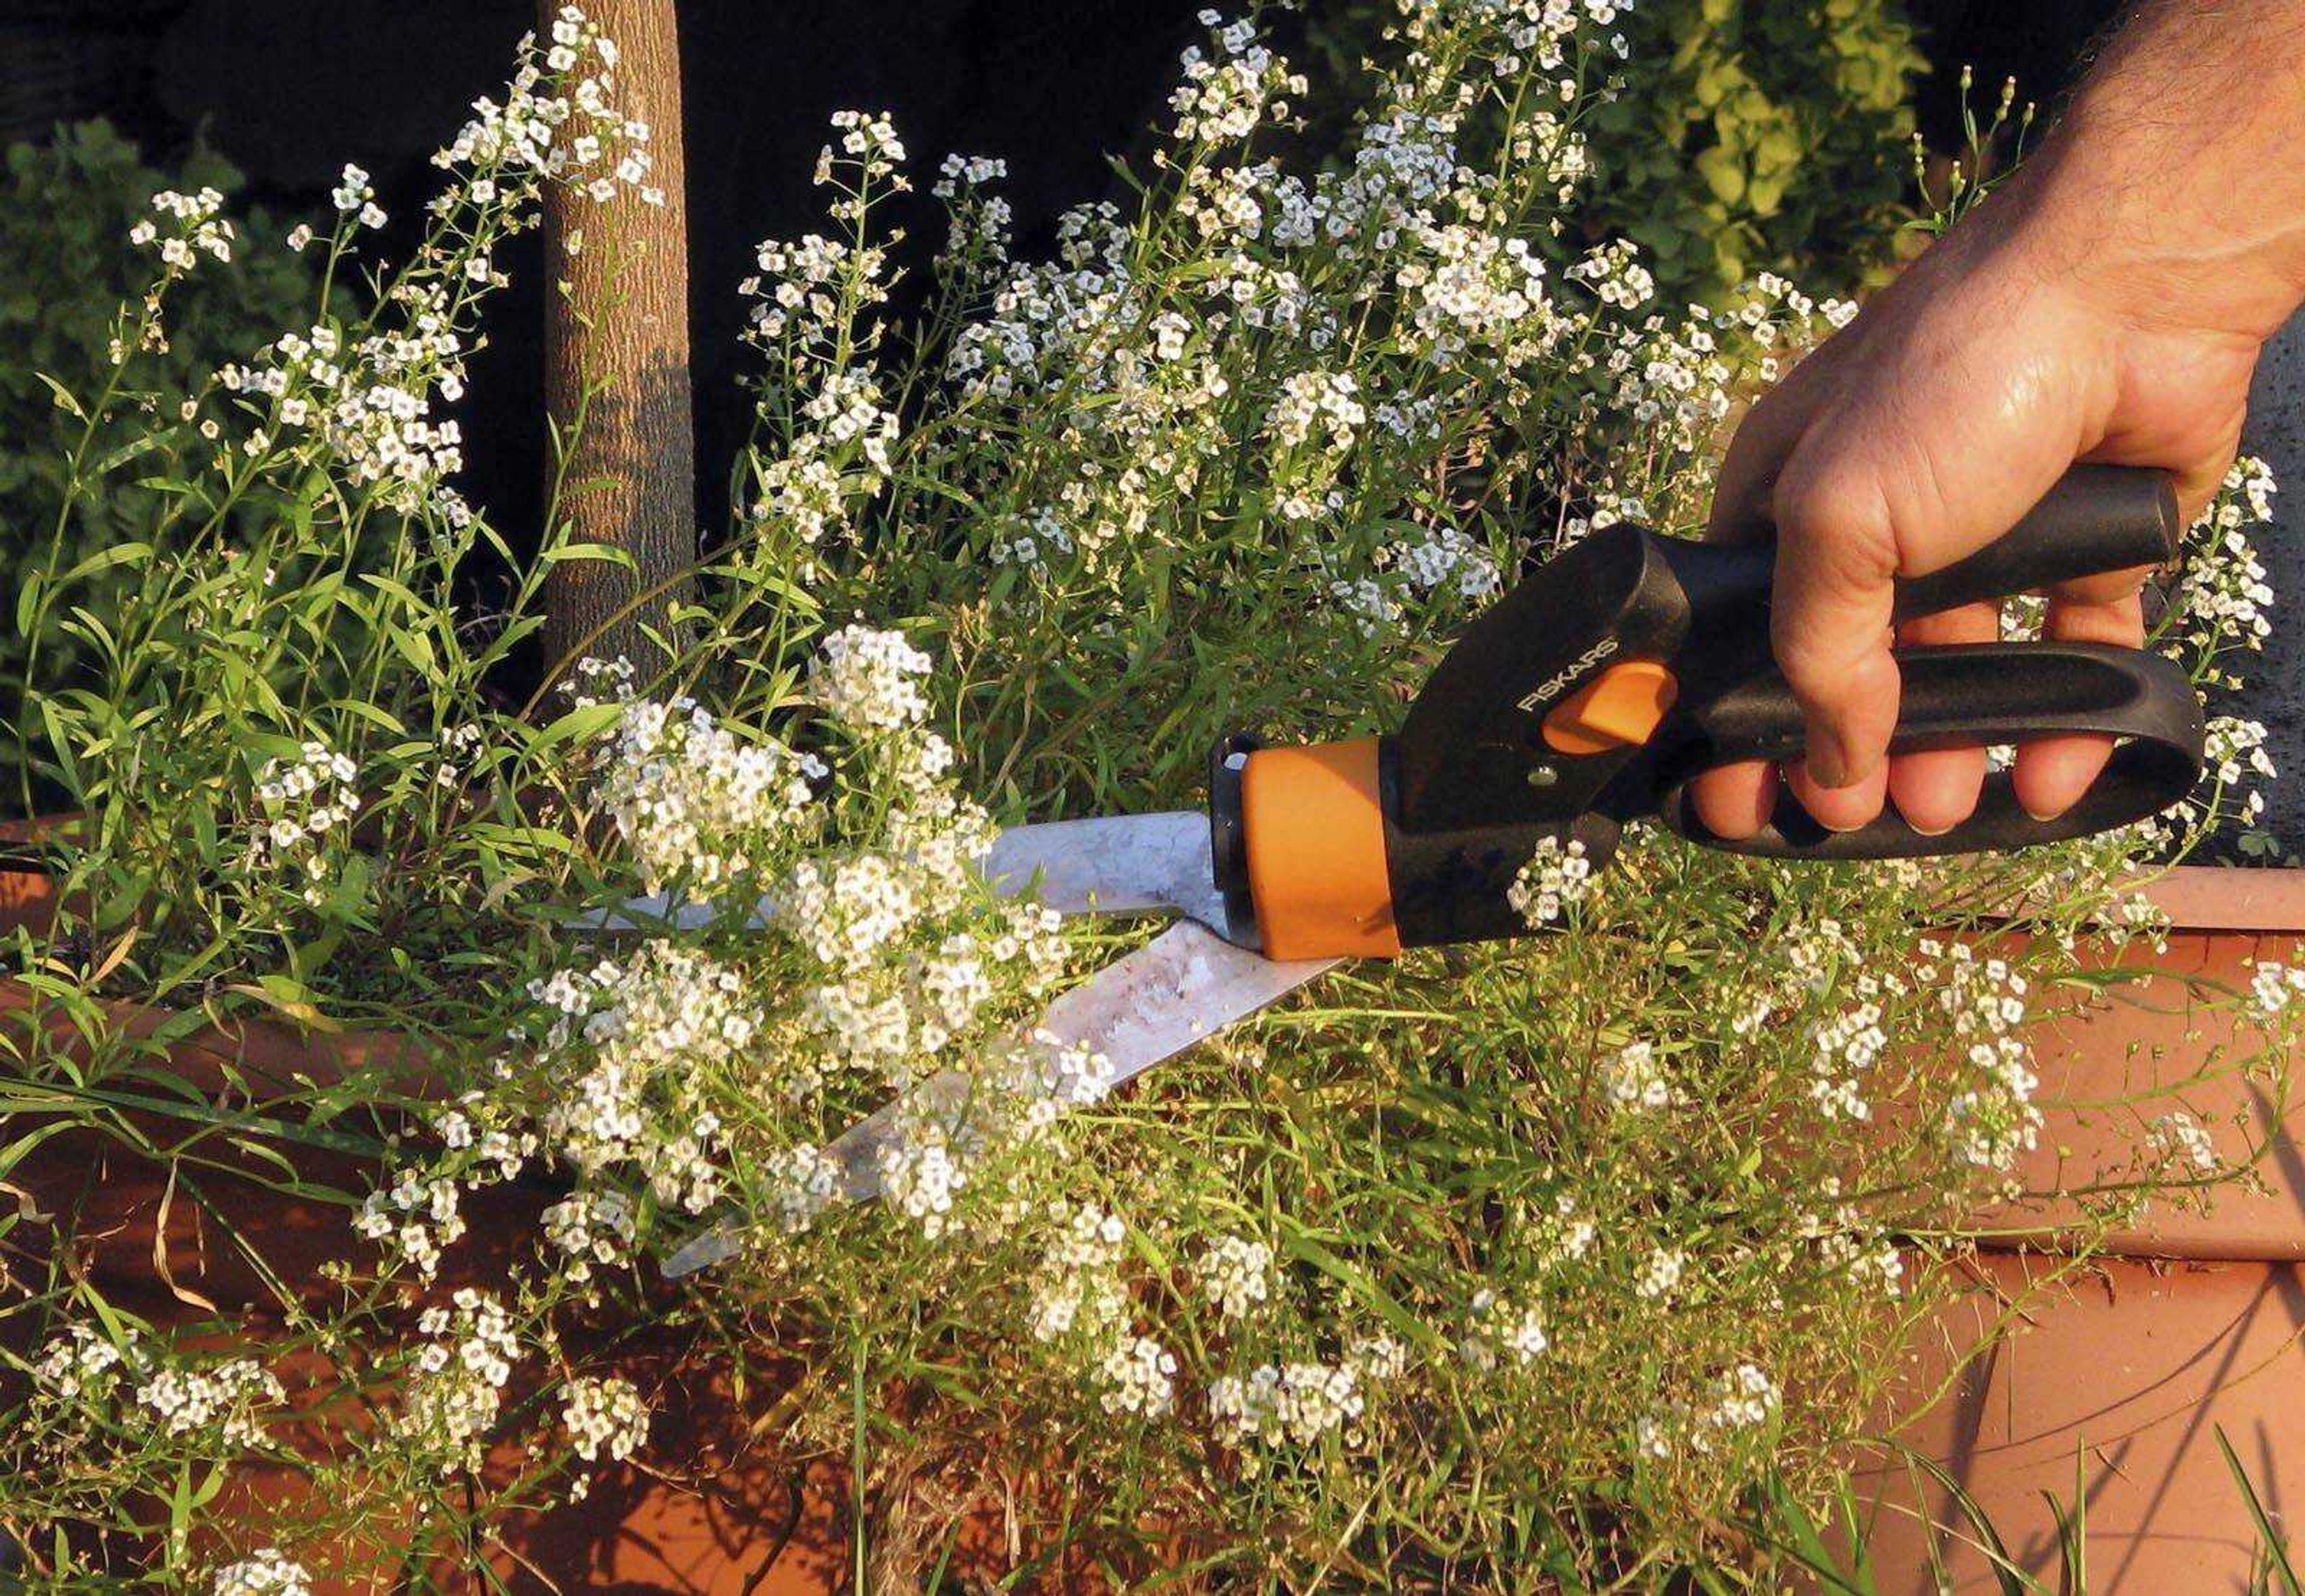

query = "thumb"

[1767,459,1903,790]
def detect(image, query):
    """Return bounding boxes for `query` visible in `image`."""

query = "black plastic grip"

[1656,641,2205,860]
[1890,464,2179,621]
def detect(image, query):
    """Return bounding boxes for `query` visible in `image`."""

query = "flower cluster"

[1200,1234,1276,1321]
[1508,836,1595,926]
[394,1290,522,1469]
[1460,1287,1549,1372]
[2244,960,2305,1038]
[242,739,360,908]
[130,187,235,275]
[32,1325,283,1454]
[1208,1339,1403,1456]
[1601,1040,1678,1113]
[1638,1364,1782,1462]
[598,693,825,893]
[1921,941,2041,1173]
[561,1375,651,1463]
[812,624,934,730]
[526,941,756,1212]
[209,1551,313,1596]
[2175,457,2278,664]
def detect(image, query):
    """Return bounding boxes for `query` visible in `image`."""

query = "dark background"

[1,0,2126,554]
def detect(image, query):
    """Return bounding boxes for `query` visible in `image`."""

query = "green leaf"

[537,540,639,568]
[2217,1426,2303,1594]
[34,372,85,420]
[528,700,625,757]
[1277,1223,1442,1352]
[58,540,151,585]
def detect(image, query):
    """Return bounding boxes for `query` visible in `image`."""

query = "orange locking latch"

[1541,659,1678,756]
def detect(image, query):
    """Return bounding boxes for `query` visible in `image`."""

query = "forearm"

[2010,0,2305,342]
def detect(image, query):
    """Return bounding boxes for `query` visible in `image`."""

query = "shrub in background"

[0,120,315,794]
[1307,0,1926,303]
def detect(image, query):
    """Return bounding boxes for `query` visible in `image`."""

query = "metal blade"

[978,812,1229,932]
[586,811,1226,936]
[660,923,1337,1278]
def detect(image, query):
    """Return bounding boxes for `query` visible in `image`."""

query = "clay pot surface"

[1981,916,2305,1259]
[1860,1251,2305,1594]
[9,854,2303,1590]
[1861,870,2305,1591]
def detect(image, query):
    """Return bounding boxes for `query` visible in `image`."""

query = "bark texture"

[540,0,693,685]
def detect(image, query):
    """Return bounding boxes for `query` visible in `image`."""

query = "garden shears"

[662,464,2205,1277]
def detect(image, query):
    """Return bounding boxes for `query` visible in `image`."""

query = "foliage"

[0,121,317,797]
[0,4,2293,1594]
[1306,0,1927,303]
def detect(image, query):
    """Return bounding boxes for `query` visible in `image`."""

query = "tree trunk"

[540,0,694,688]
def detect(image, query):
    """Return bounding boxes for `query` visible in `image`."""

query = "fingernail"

[1803,738,1855,790]
[1906,818,1958,838]
[2019,796,2068,823]
[1798,733,1872,789]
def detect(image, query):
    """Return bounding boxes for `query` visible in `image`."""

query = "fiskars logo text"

[1515,637,1619,714]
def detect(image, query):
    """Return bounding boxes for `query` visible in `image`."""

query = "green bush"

[0,121,315,793]
[1307,0,1926,303]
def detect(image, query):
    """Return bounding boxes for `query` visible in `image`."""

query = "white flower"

[542,1187,639,1281]
[1267,369,1364,451]
[1209,1358,1367,1450]
[561,1375,651,1462]
[813,624,933,729]
[1601,1041,1677,1112]
[331,164,373,214]
[764,1143,845,1234]
[1200,1234,1275,1321]
[353,1164,466,1279]
[1097,1334,1178,1417]
[597,693,824,891]
[211,1550,312,1596]
[396,1289,520,1465]
[1029,1203,1128,1342]
[1508,836,1593,926]
[2250,960,2305,1023]
[2150,1112,2219,1174]
[1634,1245,1687,1302]
[1460,1287,1548,1371]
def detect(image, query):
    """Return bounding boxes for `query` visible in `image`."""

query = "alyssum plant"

[0,3,2295,1591]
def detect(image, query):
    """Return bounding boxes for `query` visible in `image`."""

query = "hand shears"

[663,465,2204,1276]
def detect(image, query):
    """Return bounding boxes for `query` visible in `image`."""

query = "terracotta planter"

[0,856,846,1595]
[1861,865,2305,1592]
[11,845,2304,1591]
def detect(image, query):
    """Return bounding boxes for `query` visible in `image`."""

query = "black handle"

[1656,464,2182,696]
[1656,641,2205,859]
[1890,463,2179,621]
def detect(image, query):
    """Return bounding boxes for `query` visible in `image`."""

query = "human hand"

[1688,194,2261,840]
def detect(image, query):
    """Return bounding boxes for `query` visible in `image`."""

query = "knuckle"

[1771,461,1903,592]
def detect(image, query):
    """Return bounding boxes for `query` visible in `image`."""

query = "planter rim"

[2141,864,2305,934]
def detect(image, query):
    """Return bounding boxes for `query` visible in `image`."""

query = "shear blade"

[660,921,1339,1278]
[588,810,1228,936]
[978,811,1232,932]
